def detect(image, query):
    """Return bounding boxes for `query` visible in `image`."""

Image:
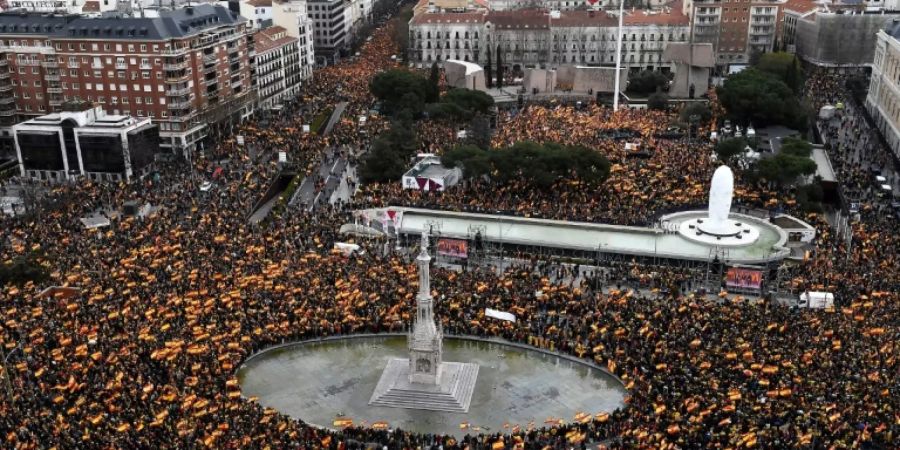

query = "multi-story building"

[308,0,346,64]
[253,25,303,109]
[233,0,274,29]
[14,102,158,182]
[408,8,689,72]
[5,0,119,15]
[867,24,900,161]
[683,0,785,68]
[0,5,254,156]
[784,4,900,68]
[272,0,315,78]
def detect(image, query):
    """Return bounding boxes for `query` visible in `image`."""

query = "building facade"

[0,5,254,156]
[684,0,785,68]
[867,25,900,161]
[308,0,346,64]
[272,0,315,78]
[234,0,274,29]
[5,0,119,15]
[253,25,303,109]
[14,103,158,182]
[785,8,900,68]
[408,8,689,72]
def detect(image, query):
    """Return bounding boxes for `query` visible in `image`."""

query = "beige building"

[866,24,900,161]
[408,8,689,72]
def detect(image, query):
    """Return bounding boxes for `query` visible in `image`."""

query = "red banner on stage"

[725,267,763,290]
[437,238,468,259]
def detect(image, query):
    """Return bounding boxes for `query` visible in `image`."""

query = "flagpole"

[613,0,624,111]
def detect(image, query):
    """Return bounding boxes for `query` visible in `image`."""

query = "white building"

[867,24,900,161]
[272,0,316,79]
[308,0,346,64]
[235,0,274,29]
[254,25,304,109]
[6,0,119,14]
[409,8,689,72]
[14,103,158,183]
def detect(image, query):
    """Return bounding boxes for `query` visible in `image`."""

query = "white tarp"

[485,308,516,323]
[799,291,834,309]
[333,242,362,256]
[80,216,110,230]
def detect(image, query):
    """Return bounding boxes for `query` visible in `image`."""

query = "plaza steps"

[369,360,479,413]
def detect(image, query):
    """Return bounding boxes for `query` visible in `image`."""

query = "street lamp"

[612,0,625,111]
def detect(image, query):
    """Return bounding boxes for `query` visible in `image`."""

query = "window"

[122,97,129,104]
[140,44,147,51]
[73,83,80,89]
[135,97,142,104]
[91,43,98,51]
[96,83,104,90]
[69,69,77,76]
[86,83,92,90]
[128,44,135,52]
[98,96,105,103]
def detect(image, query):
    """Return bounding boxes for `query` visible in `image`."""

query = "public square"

[0,0,899,449]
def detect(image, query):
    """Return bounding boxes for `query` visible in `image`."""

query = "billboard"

[437,238,468,259]
[725,267,763,290]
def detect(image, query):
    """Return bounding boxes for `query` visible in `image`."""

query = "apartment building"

[867,24,900,160]
[308,0,346,64]
[408,8,689,72]
[683,0,784,67]
[253,25,303,109]
[0,4,254,156]
[272,0,315,79]
[234,0,274,29]
[6,0,119,15]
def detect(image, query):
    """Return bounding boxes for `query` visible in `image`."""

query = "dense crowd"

[0,16,898,450]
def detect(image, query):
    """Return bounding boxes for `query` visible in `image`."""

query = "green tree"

[496,45,504,89]
[626,70,668,96]
[0,253,48,287]
[715,137,747,163]
[717,68,806,131]
[392,6,414,61]
[442,141,610,188]
[425,101,469,122]
[443,88,494,115]
[753,152,816,187]
[647,92,669,111]
[428,62,441,103]
[485,46,493,89]
[755,52,802,92]
[369,69,429,115]
[359,123,418,183]
[678,102,712,124]
[779,137,813,158]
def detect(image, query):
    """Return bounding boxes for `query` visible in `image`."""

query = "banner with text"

[437,238,468,259]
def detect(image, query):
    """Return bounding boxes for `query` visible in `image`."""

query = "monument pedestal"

[369,358,479,413]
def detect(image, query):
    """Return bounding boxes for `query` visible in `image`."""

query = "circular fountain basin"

[237,335,626,437]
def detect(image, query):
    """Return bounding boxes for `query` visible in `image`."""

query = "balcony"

[0,59,7,67]
[161,46,189,55]
[66,62,80,69]
[163,60,189,71]
[0,72,8,80]
[0,84,12,92]
[203,64,217,74]
[167,100,192,109]
[17,60,39,66]
[115,63,128,70]
[0,97,14,105]
[46,87,63,94]
[202,53,217,64]
[230,80,243,89]
[204,77,218,86]
[165,71,191,82]
[139,64,152,70]
[41,61,58,69]
[44,74,60,81]
[49,99,63,106]
[166,86,192,96]
[0,109,15,117]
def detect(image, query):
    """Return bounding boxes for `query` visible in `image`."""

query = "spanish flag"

[333,417,353,428]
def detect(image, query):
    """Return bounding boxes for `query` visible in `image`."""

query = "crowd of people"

[0,13,898,450]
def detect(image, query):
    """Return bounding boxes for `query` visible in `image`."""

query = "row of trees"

[361,68,497,183]
[717,52,807,132]
[441,141,611,188]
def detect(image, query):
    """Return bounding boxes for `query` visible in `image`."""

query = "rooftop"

[254,25,297,53]
[410,11,486,25]
[0,4,245,40]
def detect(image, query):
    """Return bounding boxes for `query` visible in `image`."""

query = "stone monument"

[677,165,760,247]
[369,231,479,412]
